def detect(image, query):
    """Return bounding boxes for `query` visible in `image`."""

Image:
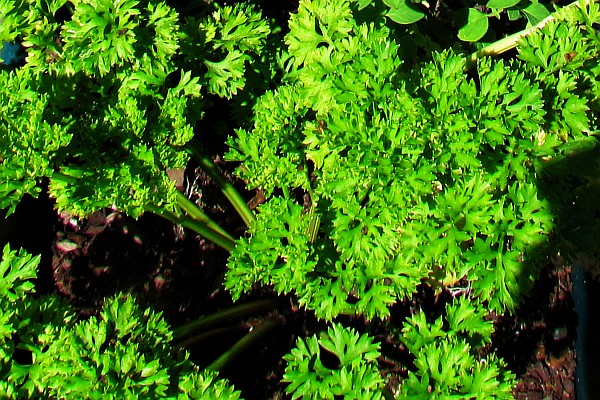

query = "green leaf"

[456,8,489,42]
[356,0,372,9]
[207,3,271,53]
[285,0,354,68]
[178,371,242,399]
[61,0,143,76]
[445,300,494,342]
[320,323,381,365]
[562,95,590,134]
[283,324,384,399]
[401,312,446,353]
[204,50,247,98]
[383,0,426,24]
[522,2,550,26]
[507,9,521,20]
[487,0,522,9]
[0,245,39,302]
[24,292,238,398]
[400,301,516,398]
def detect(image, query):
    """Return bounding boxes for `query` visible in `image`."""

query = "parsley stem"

[465,0,592,70]
[146,205,237,252]
[185,139,256,228]
[172,298,276,341]
[52,171,236,250]
[175,191,233,239]
[206,318,282,372]
[174,324,249,351]
[51,171,80,184]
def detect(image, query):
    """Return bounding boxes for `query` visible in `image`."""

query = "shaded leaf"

[383,0,426,24]
[456,8,489,42]
[487,0,522,9]
[522,2,550,26]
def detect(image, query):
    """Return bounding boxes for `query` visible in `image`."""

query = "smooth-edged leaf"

[383,0,426,24]
[521,2,550,26]
[356,0,372,9]
[507,9,521,20]
[487,0,522,9]
[456,8,489,42]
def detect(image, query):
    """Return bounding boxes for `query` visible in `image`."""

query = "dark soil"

[1,164,578,399]
[497,260,576,400]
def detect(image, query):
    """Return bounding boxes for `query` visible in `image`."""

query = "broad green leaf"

[456,8,489,42]
[522,2,550,26]
[487,0,522,9]
[356,0,372,9]
[507,9,521,20]
[383,0,426,24]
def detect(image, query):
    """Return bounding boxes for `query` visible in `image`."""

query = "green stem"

[172,298,277,341]
[175,191,232,239]
[207,318,281,372]
[51,170,83,184]
[185,139,255,228]
[464,0,591,71]
[146,204,236,252]
[174,324,249,351]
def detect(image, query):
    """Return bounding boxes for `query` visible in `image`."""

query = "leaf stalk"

[207,318,281,372]
[175,191,232,239]
[172,298,277,341]
[145,204,237,252]
[185,139,256,228]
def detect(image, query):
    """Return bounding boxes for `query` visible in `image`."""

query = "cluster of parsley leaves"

[226,0,599,322]
[0,244,242,398]
[0,0,598,398]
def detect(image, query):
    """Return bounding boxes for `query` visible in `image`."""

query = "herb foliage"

[379,0,552,43]
[0,244,241,398]
[0,0,598,398]
[0,0,270,249]
[226,0,599,320]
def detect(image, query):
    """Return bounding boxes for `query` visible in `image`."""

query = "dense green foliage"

[0,244,241,398]
[226,0,599,320]
[398,300,515,398]
[281,301,516,399]
[0,0,266,249]
[1,0,599,398]
[283,323,384,399]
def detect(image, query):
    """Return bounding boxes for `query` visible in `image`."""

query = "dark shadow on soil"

[493,259,577,399]
[0,183,56,295]
[534,141,600,400]
[481,139,600,400]
[537,142,600,266]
